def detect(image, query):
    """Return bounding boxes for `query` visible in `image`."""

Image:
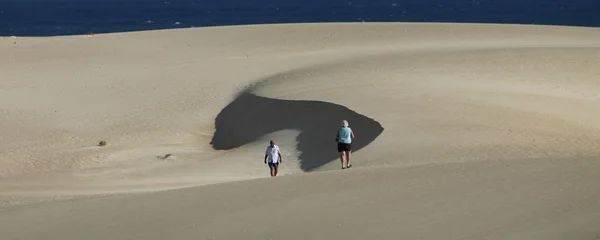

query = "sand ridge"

[2,22,600,195]
[1,22,600,238]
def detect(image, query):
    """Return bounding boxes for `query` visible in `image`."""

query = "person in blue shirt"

[336,120,355,169]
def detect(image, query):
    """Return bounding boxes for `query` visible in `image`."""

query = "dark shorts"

[337,142,352,152]
[268,162,279,168]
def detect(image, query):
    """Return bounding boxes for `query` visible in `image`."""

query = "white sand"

[1,22,600,239]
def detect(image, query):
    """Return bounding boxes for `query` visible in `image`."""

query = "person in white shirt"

[264,140,283,177]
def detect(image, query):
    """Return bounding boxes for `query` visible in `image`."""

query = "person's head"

[341,120,348,128]
[270,140,275,147]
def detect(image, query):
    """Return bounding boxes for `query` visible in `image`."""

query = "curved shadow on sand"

[210,92,384,171]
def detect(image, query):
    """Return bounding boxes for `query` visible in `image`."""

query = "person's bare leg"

[270,167,274,177]
[340,152,345,169]
[274,167,278,176]
[346,151,352,167]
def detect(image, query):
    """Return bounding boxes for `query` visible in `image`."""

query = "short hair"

[341,120,348,127]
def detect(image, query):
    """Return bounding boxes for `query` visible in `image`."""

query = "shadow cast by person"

[210,92,384,171]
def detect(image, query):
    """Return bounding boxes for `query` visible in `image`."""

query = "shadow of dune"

[210,92,384,171]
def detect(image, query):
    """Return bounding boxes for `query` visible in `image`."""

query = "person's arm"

[278,148,283,163]
[264,148,268,164]
[351,129,355,139]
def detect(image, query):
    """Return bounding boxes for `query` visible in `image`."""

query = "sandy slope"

[2,157,600,239]
[1,22,600,238]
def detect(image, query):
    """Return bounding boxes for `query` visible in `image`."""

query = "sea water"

[0,0,598,36]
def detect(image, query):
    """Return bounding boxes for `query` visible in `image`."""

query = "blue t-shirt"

[338,127,352,144]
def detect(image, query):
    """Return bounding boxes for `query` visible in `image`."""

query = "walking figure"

[336,120,355,169]
[264,140,282,177]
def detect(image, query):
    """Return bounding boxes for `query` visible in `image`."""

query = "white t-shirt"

[265,145,281,163]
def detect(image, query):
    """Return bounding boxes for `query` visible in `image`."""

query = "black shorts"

[337,142,352,152]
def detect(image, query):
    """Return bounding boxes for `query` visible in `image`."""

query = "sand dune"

[1,22,600,238]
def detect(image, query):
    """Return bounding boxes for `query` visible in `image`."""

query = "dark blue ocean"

[0,0,599,37]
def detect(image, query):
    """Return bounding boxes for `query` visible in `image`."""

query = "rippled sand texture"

[1,23,600,239]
